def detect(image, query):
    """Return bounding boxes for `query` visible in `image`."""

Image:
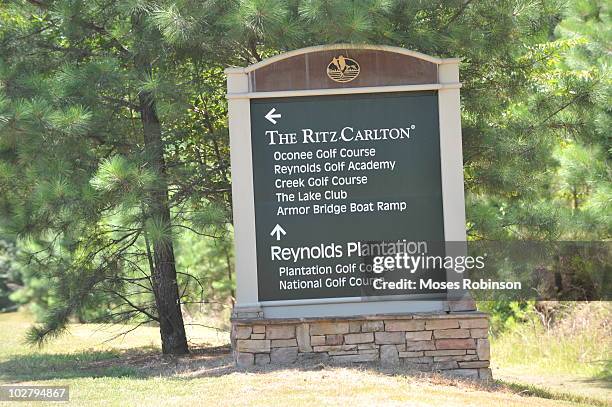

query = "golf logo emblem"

[327,55,360,83]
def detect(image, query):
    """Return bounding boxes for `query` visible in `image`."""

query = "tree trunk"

[134,13,189,355]
[138,89,189,355]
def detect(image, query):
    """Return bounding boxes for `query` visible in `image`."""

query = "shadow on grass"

[2,345,609,407]
[499,380,610,407]
[590,360,612,385]
[0,347,159,382]
[577,375,612,390]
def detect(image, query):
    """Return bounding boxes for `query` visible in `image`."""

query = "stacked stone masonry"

[231,312,492,380]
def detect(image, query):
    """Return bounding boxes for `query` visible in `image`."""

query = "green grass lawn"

[0,311,609,407]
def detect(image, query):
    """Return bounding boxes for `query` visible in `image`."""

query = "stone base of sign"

[231,311,492,380]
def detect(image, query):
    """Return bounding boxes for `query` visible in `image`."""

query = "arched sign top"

[226,44,460,93]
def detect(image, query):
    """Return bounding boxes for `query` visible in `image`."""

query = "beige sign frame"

[226,44,470,318]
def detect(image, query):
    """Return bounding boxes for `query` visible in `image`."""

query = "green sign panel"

[250,92,446,301]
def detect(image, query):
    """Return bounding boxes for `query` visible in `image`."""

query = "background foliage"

[0,0,609,343]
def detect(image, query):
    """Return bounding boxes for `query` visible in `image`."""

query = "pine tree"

[214,0,572,239]
[0,0,229,353]
[551,0,611,239]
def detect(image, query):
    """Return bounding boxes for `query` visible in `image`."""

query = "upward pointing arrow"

[265,108,282,124]
[270,224,286,241]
